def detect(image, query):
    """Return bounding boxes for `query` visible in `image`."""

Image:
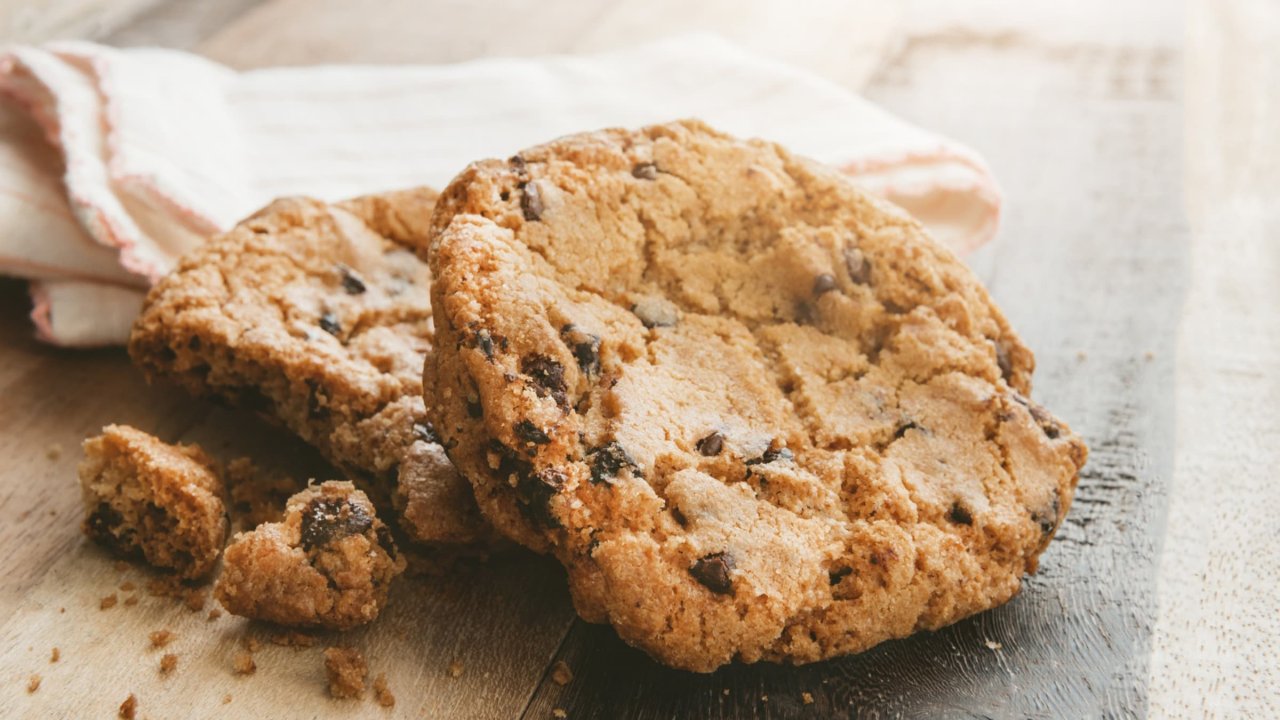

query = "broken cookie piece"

[215,482,405,630]
[79,425,227,580]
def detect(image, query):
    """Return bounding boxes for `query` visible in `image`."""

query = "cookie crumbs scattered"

[552,709,567,719]
[118,693,138,719]
[446,659,464,678]
[324,647,367,699]
[45,443,62,461]
[270,631,315,648]
[550,660,573,686]
[123,594,139,607]
[149,629,175,648]
[240,636,261,653]
[160,654,178,676]
[232,651,256,675]
[27,674,41,693]
[207,608,222,621]
[100,593,118,610]
[146,576,184,598]
[50,647,60,663]
[184,588,208,612]
[984,639,1002,651]
[802,692,814,705]
[373,673,395,708]
[119,581,136,592]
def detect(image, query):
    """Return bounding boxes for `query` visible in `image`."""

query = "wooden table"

[2,1,1276,717]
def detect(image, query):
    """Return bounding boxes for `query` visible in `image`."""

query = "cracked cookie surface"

[215,481,405,630]
[79,425,227,580]
[128,189,490,546]
[426,120,1088,671]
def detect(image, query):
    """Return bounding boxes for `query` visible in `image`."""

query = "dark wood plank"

[521,12,1187,720]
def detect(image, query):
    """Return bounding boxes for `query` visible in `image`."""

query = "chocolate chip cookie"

[215,481,405,630]
[79,425,227,579]
[128,189,490,546]
[425,120,1087,671]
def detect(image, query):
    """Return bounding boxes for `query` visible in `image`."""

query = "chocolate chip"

[474,329,494,360]
[893,421,919,440]
[413,422,439,443]
[187,336,201,351]
[521,181,544,221]
[631,162,658,180]
[995,341,1013,382]
[522,355,567,406]
[631,297,679,329]
[319,313,342,337]
[813,273,838,295]
[696,431,724,456]
[300,497,372,551]
[844,247,871,285]
[514,419,550,445]
[337,265,367,295]
[948,502,974,525]
[1027,402,1063,439]
[516,467,564,528]
[1033,496,1062,538]
[746,446,794,466]
[509,154,526,170]
[560,325,601,375]
[690,552,735,595]
[588,441,636,484]
[828,567,853,586]
[305,380,329,420]
[466,400,483,418]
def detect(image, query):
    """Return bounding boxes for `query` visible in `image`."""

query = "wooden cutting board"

[0,0,1228,717]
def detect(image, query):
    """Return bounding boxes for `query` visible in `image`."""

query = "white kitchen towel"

[0,35,1001,347]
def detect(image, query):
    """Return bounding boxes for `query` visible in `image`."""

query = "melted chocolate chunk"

[516,467,564,528]
[828,567,853,586]
[521,181,544,221]
[746,446,794,466]
[588,441,636,484]
[844,247,871,285]
[514,419,550,445]
[337,264,367,295]
[522,355,567,406]
[696,431,725,457]
[690,552,735,595]
[319,313,342,337]
[466,400,483,418]
[1033,496,1062,538]
[948,502,974,526]
[995,341,1013,382]
[509,154,526,170]
[631,162,659,180]
[300,497,372,551]
[1027,401,1063,439]
[560,325,601,376]
[813,273,838,295]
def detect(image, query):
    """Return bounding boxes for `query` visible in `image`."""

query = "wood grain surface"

[1,0,1274,718]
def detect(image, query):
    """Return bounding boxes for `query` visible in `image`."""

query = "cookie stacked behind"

[129,188,490,546]
[425,120,1087,671]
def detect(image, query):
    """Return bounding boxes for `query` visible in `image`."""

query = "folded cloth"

[0,35,1001,347]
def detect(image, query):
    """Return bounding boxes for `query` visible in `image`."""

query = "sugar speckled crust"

[79,425,227,580]
[128,189,490,546]
[215,481,405,630]
[425,120,1088,672]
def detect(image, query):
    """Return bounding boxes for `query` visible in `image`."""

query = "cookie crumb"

[119,581,136,592]
[123,594,139,607]
[184,588,207,612]
[553,709,567,719]
[324,647,367,699]
[50,647,60,663]
[802,692,814,705]
[118,693,138,719]
[722,688,730,696]
[232,651,256,675]
[100,593,118,610]
[59,607,65,614]
[46,443,63,461]
[373,673,395,707]
[1076,350,1088,361]
[984,639,1002,651]
[27,674,41,693]
[550,660,573,686]
[1144,350,1155,361]
[160,654,178,676]
[447,659,464,678]
[207,608,222,621]
[149,629,175,648]
[222,694,232,705]
[761,694,769,703]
